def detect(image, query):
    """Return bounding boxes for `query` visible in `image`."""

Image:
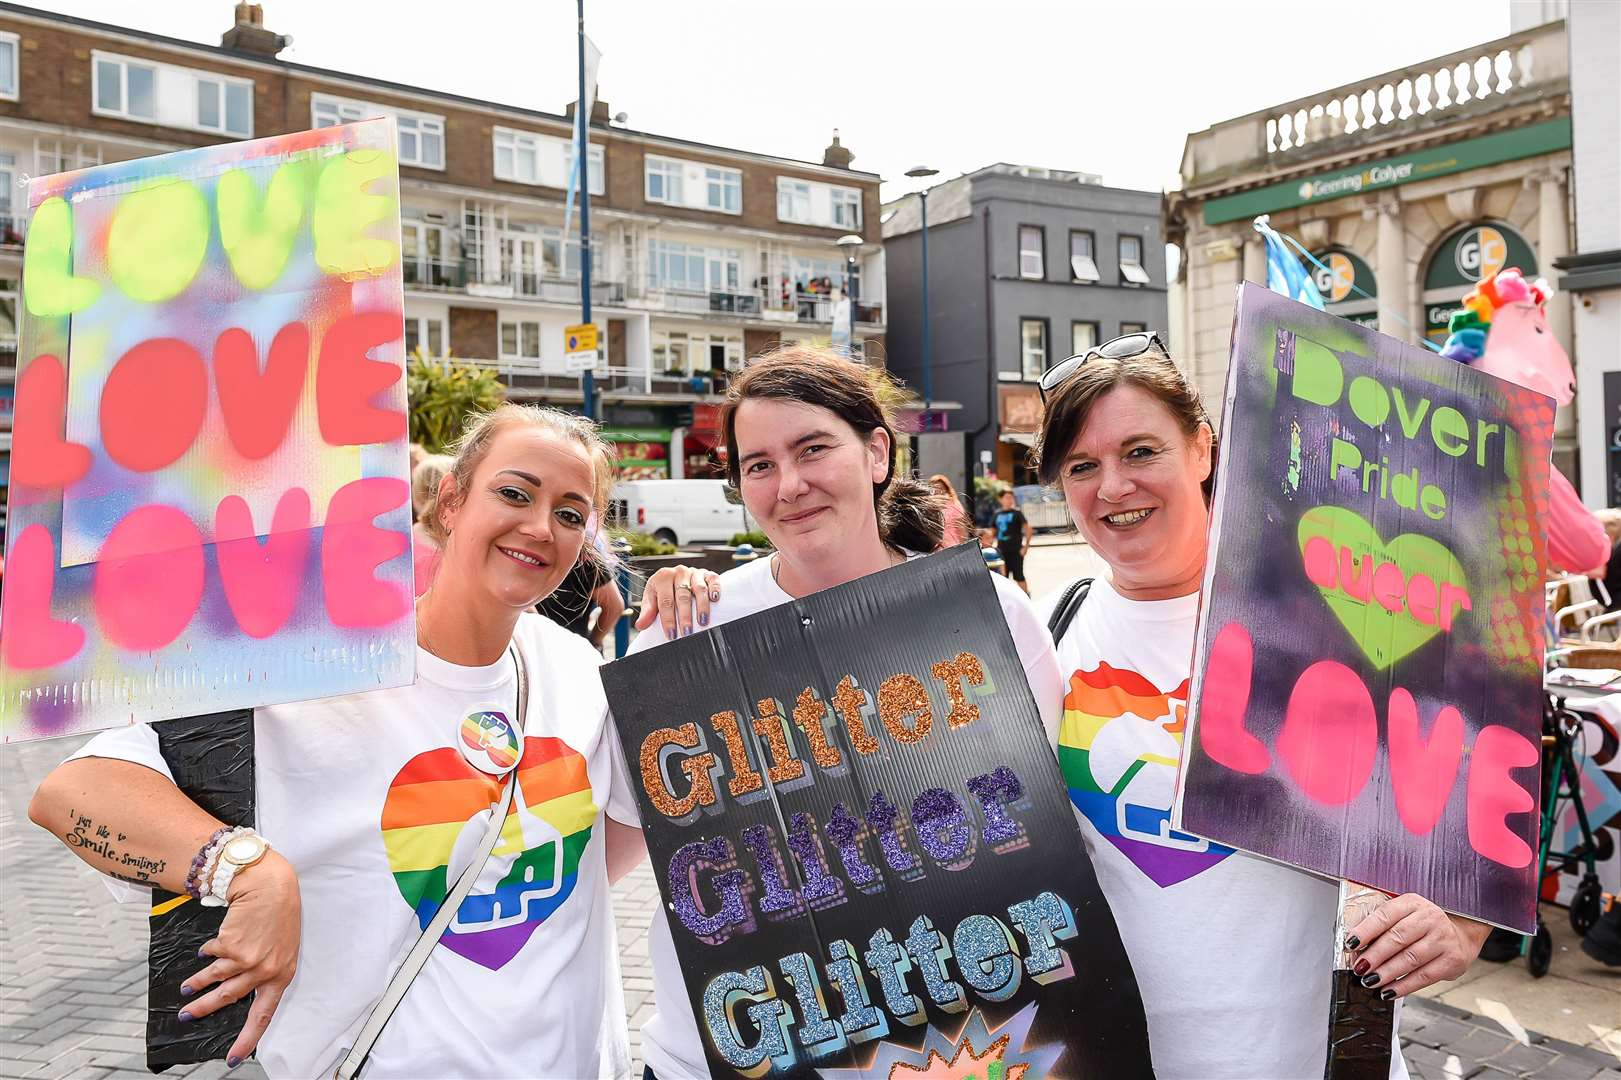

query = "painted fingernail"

[197,948,210,959]
[709,590,720,602]
[1360,972,1381,988]
[179,984,194,998]
[698,612,708,627]
[1345,935,1361,950]
[177,1011,194,1023]
[1379,989,1396,1001]
[227,1056,242,1069]
[1352,958,1370,977]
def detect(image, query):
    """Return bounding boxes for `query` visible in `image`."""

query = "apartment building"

[0,2,886,496]
[882,165,1166,489]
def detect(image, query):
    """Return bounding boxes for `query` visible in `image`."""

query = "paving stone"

[1489,1041,1562,1075]
[1526,1056,1609,1080]
[1403,1042,1458,1079]
[1413,1015,1477,1050]
[1445,1027,1521,1062]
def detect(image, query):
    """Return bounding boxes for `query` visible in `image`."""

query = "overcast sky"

[32,0,1511,199]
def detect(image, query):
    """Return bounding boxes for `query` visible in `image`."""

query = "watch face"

[224,836,264,863]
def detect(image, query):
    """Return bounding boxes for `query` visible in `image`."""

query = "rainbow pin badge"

[458,708,521,776]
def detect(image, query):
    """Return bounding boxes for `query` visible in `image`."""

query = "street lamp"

[904,165,939,407]
[836,233,862,354]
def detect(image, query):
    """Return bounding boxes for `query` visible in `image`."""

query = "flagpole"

[577,0,596,421]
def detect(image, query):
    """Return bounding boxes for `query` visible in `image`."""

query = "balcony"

[402,258,467,290]
[485,360,730,401]
[0,214,24,250]
[463,267,626,306]
[1178,20,1568,189]
[644,287,763,316]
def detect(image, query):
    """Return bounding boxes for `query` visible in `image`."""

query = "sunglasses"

[1038,331,1169,400]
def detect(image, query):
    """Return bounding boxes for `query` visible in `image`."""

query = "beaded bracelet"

[184,826,237,900]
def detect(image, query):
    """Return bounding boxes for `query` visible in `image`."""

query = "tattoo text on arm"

[64,809,167,888]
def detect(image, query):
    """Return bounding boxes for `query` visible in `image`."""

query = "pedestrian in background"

[992,487,1033,593]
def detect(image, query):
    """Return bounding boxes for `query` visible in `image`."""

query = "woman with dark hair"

[630,344,1061,1080]
[1033,333,1487,1078]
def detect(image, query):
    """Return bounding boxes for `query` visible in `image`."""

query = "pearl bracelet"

[185,826,248,901]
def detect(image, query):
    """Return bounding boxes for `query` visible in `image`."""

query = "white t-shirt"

[1040,577,1407,1080]
[73,613,638,1080]
[626,553,1063,1080]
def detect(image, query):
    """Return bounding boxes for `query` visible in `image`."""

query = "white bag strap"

[333,643,529,1080]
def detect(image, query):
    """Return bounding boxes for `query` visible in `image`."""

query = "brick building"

[0,1,885,503]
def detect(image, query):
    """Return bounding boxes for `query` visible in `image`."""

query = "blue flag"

[1255,216,1324,310]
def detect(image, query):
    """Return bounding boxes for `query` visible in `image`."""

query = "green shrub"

[729,530,771,548]
[608,529,677,556]
[972,476,1010,500]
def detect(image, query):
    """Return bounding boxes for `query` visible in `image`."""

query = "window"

[1121,321,1147,336]
[313,95,444,168]
[401,219,450,286]
[0,152,13,227]
[93,52,253,136]
[0,277,17,347]
[1020,319,1048,380]
[1071,321,1098,357]
[648,240,739,294]
[494,127,602,192]
[404,315,445,357]
[195,77,252,137]
[94,55,155,121]
[33,139,100,176]
[494,129,540,185]
[562,142,606,195]
[1119,235,1151,285]
[777,179,812,224]
[1019,226,1044,279]
[499,318,542,361]
[646,157,684,205]
[831,188,861,229]
[1070,230,1100,283]
[705,167,741,214]
[653,329,742,375]
[0,32,18,100]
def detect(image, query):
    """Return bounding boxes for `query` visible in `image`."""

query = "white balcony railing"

[1265,22,1567,154]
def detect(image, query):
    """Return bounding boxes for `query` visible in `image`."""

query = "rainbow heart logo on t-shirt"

[1058,663,1233,889]
[380,737,598,970]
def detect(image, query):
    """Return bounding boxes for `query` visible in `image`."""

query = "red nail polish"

[1353,958,1370,977]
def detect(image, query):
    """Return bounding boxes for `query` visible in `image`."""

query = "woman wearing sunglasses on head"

[628,344,1063,1080]
[1030,332,1489,1078]
[30,405,646,1079]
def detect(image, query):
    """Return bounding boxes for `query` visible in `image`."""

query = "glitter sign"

[1176,284,1553,934]
[602,546,1154,1078]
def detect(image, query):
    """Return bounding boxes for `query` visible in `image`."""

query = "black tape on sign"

[147,709,256,1072]
[1323,969,1395,1079]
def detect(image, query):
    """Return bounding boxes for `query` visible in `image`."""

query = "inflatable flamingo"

[1441,269,1609,575]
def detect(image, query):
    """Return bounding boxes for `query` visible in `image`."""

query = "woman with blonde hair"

[31,404,645,1078]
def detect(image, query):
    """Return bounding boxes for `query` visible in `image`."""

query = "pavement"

[2,537,1617,1079]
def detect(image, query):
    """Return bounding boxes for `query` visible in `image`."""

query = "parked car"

[608,479,747,547]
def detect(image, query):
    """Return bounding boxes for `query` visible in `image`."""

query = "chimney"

[221,3,289,59]
[565,94,612,126]
[822,129,853,169]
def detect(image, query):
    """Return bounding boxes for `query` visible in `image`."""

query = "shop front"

[996,385,1043,486]
[1423,222,1538,345]
[602,427,672,480]
[1307,246,1378,328]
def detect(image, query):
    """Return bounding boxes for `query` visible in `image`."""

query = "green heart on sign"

[1296,506,1470,670]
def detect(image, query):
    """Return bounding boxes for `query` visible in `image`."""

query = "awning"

[999,431,1036,447]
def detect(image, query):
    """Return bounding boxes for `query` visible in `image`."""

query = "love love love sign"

[1177,284,1553,933]
[0,119,414,741]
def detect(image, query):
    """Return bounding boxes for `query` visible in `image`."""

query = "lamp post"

[576,0,596,420]
[835,232,862,355]
[904,165,939,407]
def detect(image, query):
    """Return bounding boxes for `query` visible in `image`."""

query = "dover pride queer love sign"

[1176,284,1553,933]
[0,120,413,741]
[603,546,1153,1078]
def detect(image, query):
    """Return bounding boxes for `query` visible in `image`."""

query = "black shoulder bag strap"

[1046,577,1094,644]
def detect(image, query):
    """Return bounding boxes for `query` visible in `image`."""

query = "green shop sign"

[1203,118,1571,225]
[1424,222,1538,290]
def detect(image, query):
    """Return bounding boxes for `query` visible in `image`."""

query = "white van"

[609,479,748,547]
